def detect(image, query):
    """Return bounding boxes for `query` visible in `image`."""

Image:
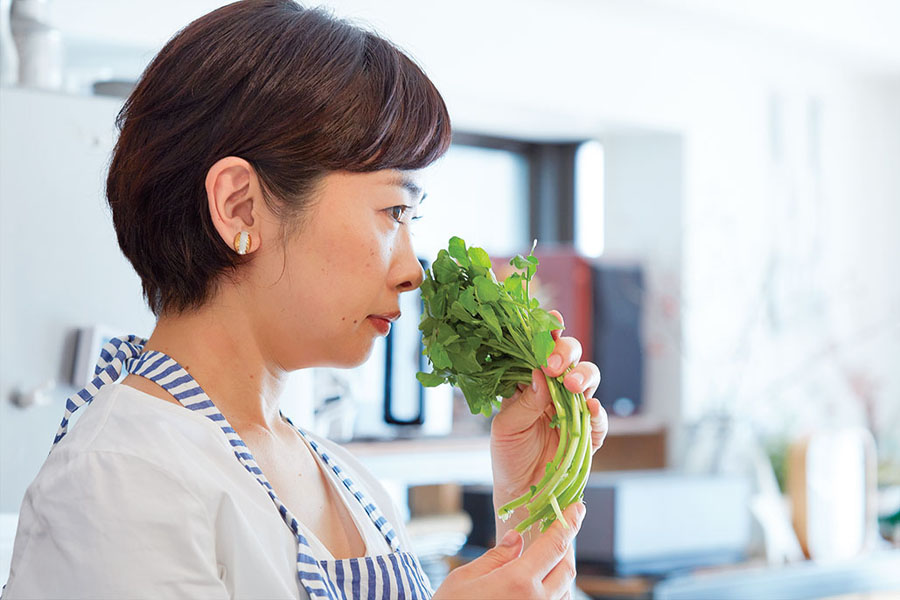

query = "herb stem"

[522,380,581,513]
[517,393,593,531]
[497,374,571,517]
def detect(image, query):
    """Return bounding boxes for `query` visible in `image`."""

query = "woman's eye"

[388,205,420,224]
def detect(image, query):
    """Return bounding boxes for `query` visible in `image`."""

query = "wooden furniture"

[344,416,667,486]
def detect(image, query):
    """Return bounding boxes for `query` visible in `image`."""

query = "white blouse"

[2,383,416,600]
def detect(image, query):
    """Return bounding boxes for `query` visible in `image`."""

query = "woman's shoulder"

[44,382,237,493]
[21,384,223,530]
[60,382,229,455]
[6,386,234,599]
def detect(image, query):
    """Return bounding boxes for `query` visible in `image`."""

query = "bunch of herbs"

[417,237,593,533]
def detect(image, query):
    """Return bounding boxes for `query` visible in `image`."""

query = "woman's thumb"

[494,369,551,435]
[465,530,522,577]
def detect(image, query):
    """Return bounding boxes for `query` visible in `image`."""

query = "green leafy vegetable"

[416,237,593,534]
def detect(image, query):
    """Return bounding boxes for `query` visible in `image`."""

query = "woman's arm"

[3,449,228,600]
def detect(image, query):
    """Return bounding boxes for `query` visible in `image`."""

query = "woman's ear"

[205,156,263,255]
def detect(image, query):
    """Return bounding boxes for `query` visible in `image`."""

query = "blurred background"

[1,0,899,598]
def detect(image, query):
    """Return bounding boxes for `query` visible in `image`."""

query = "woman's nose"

[396,257,425,291]
[394,234,424,292]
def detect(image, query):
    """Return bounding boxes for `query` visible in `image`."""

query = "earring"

[233,231,252,255]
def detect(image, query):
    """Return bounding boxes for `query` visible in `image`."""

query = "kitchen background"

[1,0,899,598]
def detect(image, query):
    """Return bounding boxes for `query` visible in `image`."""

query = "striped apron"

[50,335,434,600]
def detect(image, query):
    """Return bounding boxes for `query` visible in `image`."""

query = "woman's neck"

[133,303,289,434]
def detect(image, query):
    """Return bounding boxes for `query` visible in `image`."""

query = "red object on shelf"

[492,246,594,363]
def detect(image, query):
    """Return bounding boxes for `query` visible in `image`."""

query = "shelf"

[344,436,493,487]
[343,414,668,484]
[342,414,668,488]
[344,435,490,456]
[606,415,666,436]
[343,414,664,458]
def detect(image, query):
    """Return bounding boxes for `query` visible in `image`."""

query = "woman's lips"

[367,316,392,335]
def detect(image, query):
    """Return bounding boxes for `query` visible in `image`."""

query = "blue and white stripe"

[51,334,147,450]
[315,551,434,600]
[49,336,434,599]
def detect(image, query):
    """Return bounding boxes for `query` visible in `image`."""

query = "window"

[575,140,605,257]
[415,140,530,260]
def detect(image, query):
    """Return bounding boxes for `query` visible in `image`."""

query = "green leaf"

[418,316,437,335]
[510,255,528,270]
[463,335,484,353]
[531,308,563,333]
[497,380,519,398]
[433,250,458,283]
[419,275,436,299]
[474,276,500,303]
[430,341,452,370]
[503,273,522,293]
[468,246,492,269]
[510,253,538,281]
[448,236,470,267]
[431,288,447,318]
[445,283,459,304]
[457,375,491,416]
[416,371,446,387]
[531,330,555,365]
[450,301,476,324]
[437,322,460,346]
[459,287,478,315]
[498,300,523,325]
[477,304,503,340]
[451,348,482,374]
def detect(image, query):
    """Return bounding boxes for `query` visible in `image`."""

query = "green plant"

[416,237,592,533]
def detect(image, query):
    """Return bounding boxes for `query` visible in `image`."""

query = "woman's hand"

[489,310,608,535]
[433,500,585,600]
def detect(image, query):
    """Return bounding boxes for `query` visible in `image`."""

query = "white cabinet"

[0,87,156,512]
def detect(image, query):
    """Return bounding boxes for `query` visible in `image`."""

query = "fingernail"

[575,501,586,520]
[548,355,562,370]
[499,530,519,547]
[568,372,584,387]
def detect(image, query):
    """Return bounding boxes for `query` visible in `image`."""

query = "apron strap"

[51,334,147,451]
[283,413,402,553]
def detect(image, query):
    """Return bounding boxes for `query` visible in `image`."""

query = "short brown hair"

[107,0,451,317]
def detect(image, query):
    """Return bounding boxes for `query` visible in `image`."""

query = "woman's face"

[250,169,425,370]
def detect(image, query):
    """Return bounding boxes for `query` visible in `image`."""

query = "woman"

[2,1,607,598]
